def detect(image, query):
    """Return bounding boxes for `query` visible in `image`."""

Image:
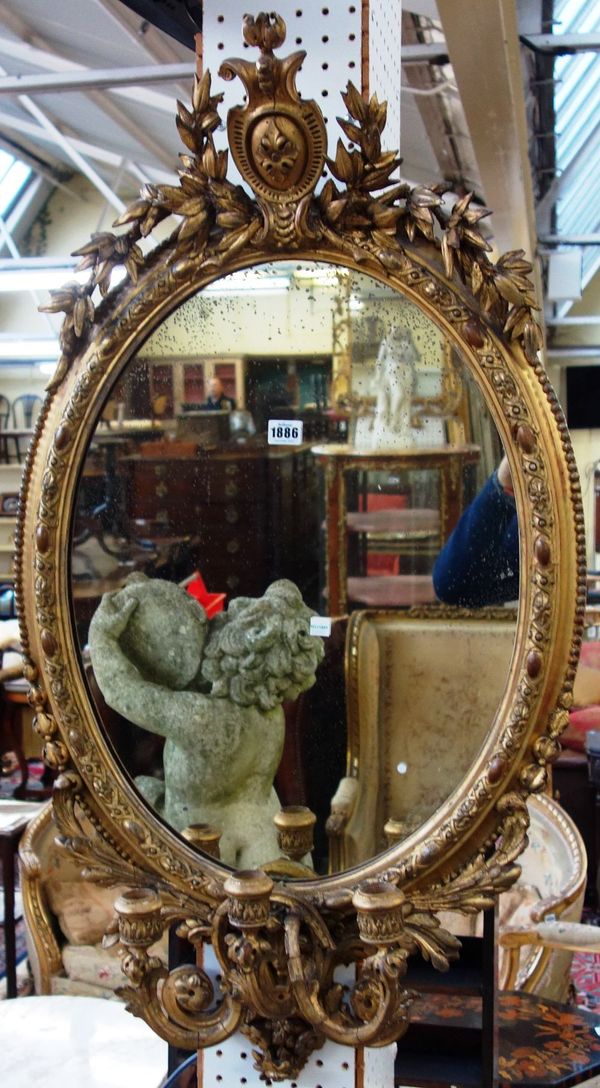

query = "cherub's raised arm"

[89,589,193,738]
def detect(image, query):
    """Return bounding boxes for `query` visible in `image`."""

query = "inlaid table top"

[396,990,600,1087]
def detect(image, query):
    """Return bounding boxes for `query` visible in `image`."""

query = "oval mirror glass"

[70,260,517,875]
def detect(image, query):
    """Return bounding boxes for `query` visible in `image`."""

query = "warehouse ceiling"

[0,0,536,246]
[2,0,598,348]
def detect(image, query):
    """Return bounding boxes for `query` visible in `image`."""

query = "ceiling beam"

[0,10,176,171]
[547,346,600,360]
[17,95,125,213]
[539,234,600,246]
[0,105,174,182]
[435,0,538,262]
[94,0,191,95]
[0,257,78,270]
[0,61,192,96]
[85,87,176,171]
[520,32,600,55]
[0,217,58,332]
[546,316,600,326]
[0,32,126,212]
[401,12,467,189]
[0,28,177,113]
[401,42,450,64]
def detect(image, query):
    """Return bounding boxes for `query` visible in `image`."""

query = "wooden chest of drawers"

[122,446,318,601]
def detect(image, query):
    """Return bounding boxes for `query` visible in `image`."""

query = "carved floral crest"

[220,13,327,202]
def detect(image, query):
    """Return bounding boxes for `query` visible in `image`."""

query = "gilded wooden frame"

[16,13,585,1079]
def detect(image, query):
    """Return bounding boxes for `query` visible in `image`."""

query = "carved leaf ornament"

[18,12,584,1079]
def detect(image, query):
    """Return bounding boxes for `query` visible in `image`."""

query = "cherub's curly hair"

[201,580,325,711]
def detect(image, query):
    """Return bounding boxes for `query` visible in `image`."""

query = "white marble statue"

[352,326,421,451]
[371,327,419,448]
[89,574,324,869]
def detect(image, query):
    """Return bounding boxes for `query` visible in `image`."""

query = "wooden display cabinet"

[312,444,480,613]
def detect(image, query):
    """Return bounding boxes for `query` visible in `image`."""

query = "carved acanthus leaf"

[397,907,462,972]
[410,793,529,918]
[39,283,95,391]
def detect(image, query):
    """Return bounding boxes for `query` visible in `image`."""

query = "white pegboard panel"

[199,946,396,1087]
[369,0,402,153]
[203,3,403,188]
[202,1,362,180]
[203,1036,396,1087]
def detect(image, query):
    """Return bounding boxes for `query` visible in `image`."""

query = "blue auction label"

[267,419,304,445]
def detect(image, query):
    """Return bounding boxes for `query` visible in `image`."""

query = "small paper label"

[310,616,332,637]
[267,419,304,445]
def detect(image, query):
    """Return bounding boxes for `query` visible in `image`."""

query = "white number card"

[310,616,332,637]
[267,419,304,445]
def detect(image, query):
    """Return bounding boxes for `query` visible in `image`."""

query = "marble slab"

[0,995,167,1087]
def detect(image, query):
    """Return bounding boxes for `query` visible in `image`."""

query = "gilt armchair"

[327,605,517,872]
[18,801,167,997]
[497,790,587,1001]
[325,605,588,1003]
[438,791,587,1002]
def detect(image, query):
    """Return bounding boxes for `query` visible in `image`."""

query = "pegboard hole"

[295,8,303,15]
[322,34,329,42]
[217,13,224,22]
[322,89,328,97]
[296,37,303,44]
[349,61,356,68]
[349,32,356,40]
[322,7,330,13]
[322,62,328,70]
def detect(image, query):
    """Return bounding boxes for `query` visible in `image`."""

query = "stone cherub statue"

[89,574,324,869]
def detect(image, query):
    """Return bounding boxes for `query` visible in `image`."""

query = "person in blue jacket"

[432,455,519,607]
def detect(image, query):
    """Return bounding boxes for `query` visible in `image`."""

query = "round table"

[0,995,168,1087]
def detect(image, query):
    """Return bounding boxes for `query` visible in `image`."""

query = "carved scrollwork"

[111,871,427,1079]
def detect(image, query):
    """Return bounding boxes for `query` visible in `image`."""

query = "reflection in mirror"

[71,261,517,877]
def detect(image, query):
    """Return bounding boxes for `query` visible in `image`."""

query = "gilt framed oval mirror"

[16,11,584,1073]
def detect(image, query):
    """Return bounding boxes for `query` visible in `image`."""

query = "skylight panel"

[552,0,600,290]
[0,159,31,217]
